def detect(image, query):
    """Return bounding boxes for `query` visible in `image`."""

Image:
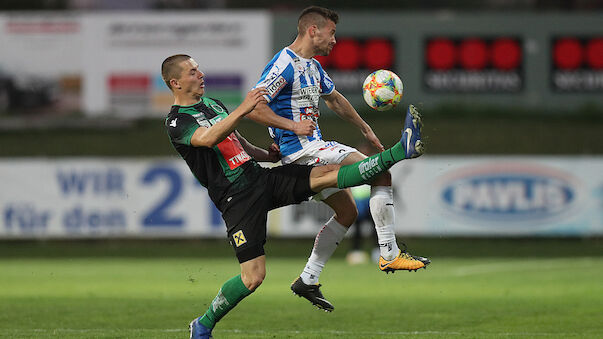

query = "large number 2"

[141,166,184,227]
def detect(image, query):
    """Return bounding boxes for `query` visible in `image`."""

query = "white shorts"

[284,140,358,201]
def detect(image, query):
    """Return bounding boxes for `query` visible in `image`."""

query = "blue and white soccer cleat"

[401,104,424,159]
[189,317,213,339]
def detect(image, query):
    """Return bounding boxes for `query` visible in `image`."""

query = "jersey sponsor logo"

[192,113,211,127]
[299,86,320,96]
[217,133,251,170]
[298,85,321,108]
[300,107,319,123]
[358,157,382,180]
[266,75,287,97]
[169,118,177,127]
[211,289,230,312]
[228,152,251,167]
[232,230,247,247]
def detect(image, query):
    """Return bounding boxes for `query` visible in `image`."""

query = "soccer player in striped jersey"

[249,6,430,311]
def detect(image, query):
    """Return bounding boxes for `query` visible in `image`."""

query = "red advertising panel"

[424,37,523,93]
[314,37,396,93]
[551,37,603,92]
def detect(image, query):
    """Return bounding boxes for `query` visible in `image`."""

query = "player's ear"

[170,78,180,90]
[308,24,317,38]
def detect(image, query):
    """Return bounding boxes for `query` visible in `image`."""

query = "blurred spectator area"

[1,0,603,10]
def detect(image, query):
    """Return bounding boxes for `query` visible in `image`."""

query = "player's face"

[177,58,205,97]
[312,20,336,56]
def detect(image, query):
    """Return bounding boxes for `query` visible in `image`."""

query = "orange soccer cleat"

[379,248,431,273]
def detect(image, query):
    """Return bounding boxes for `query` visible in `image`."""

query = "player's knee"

[242,271,265,292]
[316,164,340,177]
[309,164,341,191]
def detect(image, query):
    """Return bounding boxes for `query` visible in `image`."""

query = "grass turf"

[1,250,602,338]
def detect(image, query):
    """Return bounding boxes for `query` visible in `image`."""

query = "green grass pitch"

[1,247,602,338]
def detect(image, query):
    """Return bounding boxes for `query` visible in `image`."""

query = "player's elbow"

[191,133,219,148]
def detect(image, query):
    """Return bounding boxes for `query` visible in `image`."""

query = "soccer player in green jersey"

[161,54,424,339]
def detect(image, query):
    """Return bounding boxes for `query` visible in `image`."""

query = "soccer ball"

[362,70,403,111]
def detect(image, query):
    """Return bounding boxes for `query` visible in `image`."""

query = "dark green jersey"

[165,97,264,207]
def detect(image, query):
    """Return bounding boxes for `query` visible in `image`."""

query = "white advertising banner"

[0,158,226,238]
[1,156,602,238]
[0,13,83,113]
[0,11,270,117]
[0,13,82,76]
[388,156,603,236]
[81,11,271,117]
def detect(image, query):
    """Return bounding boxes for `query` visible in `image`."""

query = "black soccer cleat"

[291,277,334,312]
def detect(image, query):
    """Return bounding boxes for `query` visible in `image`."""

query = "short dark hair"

[297,6,339,36]
[161,54,191,90]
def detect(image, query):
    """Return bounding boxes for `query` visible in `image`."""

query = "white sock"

[300,216,348,285]
[370,186,400,261]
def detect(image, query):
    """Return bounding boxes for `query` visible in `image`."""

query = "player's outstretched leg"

[291,276,335,312]
[336,104,424,190]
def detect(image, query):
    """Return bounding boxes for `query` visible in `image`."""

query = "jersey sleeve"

[314,59,335,96]
[166,113,200,146]
[254,62,294,103]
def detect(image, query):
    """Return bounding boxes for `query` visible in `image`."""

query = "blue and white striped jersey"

[254,47,335,161]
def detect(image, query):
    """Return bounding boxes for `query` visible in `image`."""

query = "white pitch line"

[20,329,585,337]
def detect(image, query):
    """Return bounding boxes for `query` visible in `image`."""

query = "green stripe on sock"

[199,274,252,329]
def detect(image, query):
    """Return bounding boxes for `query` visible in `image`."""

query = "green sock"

[337,142,405,189]
[198,275,252,329]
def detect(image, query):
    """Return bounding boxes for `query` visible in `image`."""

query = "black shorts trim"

[235,242,265,263]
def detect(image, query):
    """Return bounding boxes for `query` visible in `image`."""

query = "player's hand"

[292,119,316,136]
[267,143,281,162]
[241,88,268,114]
[362,127,384,152]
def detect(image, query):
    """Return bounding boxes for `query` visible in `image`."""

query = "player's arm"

[322,89,385,151]
[234,131,280,163]
[190,88,267,147]
[247,102,315,136]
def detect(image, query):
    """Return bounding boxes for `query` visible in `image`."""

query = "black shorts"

[220,164,315,263]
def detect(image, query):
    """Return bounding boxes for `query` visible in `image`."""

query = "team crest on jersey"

[293,57,305,73]
[232,230,247,247]
[210,103,225,113]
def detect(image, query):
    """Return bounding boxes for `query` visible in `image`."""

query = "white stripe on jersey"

[254,47,335,160]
